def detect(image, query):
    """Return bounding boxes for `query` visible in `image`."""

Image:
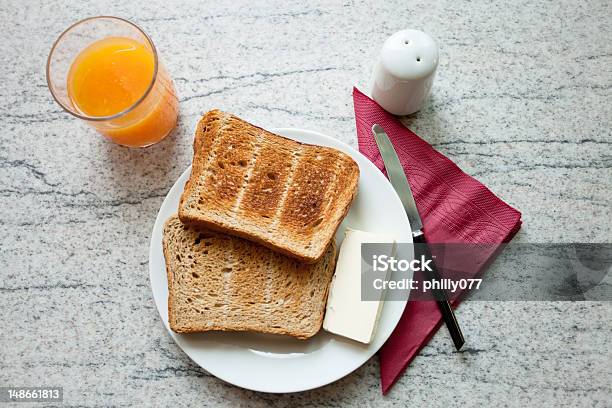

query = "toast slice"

[178,110,359,263]
[163,215,337,339]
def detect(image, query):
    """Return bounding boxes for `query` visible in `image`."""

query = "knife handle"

[413,234,465,351]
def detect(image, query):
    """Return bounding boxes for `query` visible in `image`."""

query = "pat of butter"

[323,229,396,344]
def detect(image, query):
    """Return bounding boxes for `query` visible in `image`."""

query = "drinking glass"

[46,16,178,147]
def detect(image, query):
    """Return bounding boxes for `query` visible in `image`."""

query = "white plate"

[149,128,412,393]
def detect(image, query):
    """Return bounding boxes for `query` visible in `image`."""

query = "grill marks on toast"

[193,111,227,159]
[231,131,265,214]
[185,112,229,211]
[314,157,348,233]
[202,118,257,208]
[279,148,339,236]
[243,141,302,228]
[163,215,337,338]
[179,110,359,263]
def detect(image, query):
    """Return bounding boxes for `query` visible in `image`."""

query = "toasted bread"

[178,110,359,263]
[163,215,336,339]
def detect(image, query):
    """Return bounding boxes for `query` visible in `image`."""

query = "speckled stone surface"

[1,0,611,406]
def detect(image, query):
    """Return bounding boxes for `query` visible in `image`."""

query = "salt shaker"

[371,29,439,116]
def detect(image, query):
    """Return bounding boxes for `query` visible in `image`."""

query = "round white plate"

[149,128,412,393]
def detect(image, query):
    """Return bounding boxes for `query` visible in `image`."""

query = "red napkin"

[353,87,522,394]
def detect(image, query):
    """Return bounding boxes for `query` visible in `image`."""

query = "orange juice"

[67,36,177,147]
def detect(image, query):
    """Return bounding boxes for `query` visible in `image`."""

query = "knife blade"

[371,124,465,351]
[371,124,423,234]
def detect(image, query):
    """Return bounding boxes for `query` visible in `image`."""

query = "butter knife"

[372,124,465,351]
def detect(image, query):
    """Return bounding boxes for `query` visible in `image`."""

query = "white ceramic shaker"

[371,29,439,115]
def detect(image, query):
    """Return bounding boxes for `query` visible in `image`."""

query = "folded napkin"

[353,87,522,394]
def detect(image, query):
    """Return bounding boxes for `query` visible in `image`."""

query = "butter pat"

[323,229,396,344]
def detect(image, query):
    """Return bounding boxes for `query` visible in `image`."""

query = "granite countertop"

[1,0,610,406]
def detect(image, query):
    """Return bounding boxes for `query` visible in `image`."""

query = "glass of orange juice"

[46,16,178,148]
